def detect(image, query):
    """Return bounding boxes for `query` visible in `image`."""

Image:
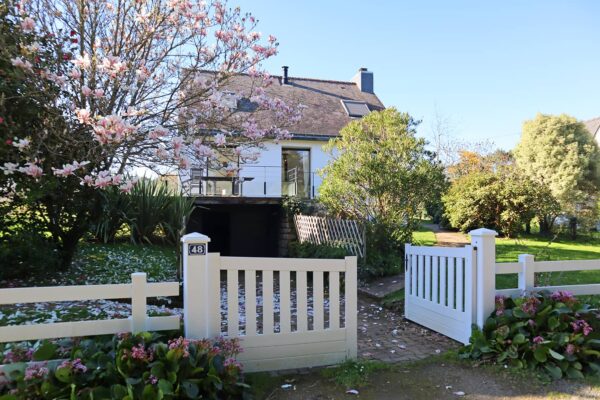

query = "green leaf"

[547,316,560,331]
[182,381,199,398]
[533,347,547,363]
[33,341,58,361]
[512,308,529,319]
[544,364,562,379]
[157,379,173,395]
[55,366,73,384]
[566,367,584,379]
[512,333,526,344]
[548,349,564,361]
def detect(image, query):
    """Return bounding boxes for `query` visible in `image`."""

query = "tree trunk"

[569,217,577,239]
[525,220,531,234]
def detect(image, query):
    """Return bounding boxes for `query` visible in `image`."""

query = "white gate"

[404,244,476,344]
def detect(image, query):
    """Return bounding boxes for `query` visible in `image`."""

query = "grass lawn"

[412,226,437,246]
[495,234,600,290]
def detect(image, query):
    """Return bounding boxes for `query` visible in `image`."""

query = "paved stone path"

[357,295,459,362]
[358,274,404,299]
[423,223,469,247]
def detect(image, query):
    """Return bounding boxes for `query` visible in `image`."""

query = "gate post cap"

[468,228,498,237]
[181,232,211,243]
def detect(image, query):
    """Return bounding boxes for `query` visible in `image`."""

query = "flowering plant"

[1,0,301,269]
[0,332,248,399]
[461,291,600,381]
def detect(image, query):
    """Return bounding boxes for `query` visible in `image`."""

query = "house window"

[341,99,370,117]
[282,148,310,198]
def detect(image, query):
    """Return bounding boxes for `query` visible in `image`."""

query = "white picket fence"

[0,273,180,343]
[405,228,600,344]
[182,233,358,372]
[294,214,365,258]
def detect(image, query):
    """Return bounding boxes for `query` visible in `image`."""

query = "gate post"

[469,228,498,329]
[181,232,211,339]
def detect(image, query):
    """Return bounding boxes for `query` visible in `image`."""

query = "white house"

[183,67,385,257]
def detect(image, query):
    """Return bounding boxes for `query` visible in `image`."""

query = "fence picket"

[245,270,257,336]
[263,270,274,335]
[313,271,324,331]
[297,270,308,332]
[432,256,439,304]
[280,270,291,334]
[329,271,340,329]
[456,258,464,312]
[425,255,431,301]
[448,257,455,309]
[227,270,239,337]
[440,256,447,306]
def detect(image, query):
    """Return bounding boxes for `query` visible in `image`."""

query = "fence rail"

[495,256,600,298]
[294,214,365,258]
[0,273,180,343]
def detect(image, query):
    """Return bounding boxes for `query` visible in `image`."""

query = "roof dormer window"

[341,99,370,118]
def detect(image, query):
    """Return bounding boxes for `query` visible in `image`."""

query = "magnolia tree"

[1,0,300,267]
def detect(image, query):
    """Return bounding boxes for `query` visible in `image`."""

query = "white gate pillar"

[181,232,211,339]
[469,228,498,329]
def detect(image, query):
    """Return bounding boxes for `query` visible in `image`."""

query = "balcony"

[182,166,321,199]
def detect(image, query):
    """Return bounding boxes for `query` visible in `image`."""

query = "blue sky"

[236,0,600,150]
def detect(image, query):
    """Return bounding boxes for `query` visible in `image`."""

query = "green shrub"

[161,195,195,245]
[1,332,249,399]
[461,291,600,381]
[0,229,61,280]
[91,186,132,243]
[288,241,348,259]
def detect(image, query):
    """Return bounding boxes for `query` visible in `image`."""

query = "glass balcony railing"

[183,166,322,199]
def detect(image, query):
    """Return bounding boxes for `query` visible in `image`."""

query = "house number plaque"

[188,244,206,256]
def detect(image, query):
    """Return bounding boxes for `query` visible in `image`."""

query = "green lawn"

[495,234,600,290]
[412,226,437,246]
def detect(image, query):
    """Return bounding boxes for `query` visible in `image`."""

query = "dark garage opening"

[187,203,281,257]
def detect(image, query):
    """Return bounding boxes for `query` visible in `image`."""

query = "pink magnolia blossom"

[12,137,30,150]
[68,68,82,79]
[93,88,105,98]
[71,53,91,69]
[11,57,33,72]
[82,85,93,96]
[99,56,128,78]
[149,126,169,139]
[214,133,226,146]
[75,108,92,124]
[119,178,138,193]
[18,162,43,178]
[20,17,35,33]
[1,162,19,175]
[155,146,169,160]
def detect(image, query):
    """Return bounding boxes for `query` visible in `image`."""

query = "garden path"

[424,223,469,247]
[356,295,458,363]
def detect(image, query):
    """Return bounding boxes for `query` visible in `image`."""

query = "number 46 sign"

[188,244,206,256]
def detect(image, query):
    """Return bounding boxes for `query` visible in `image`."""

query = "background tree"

[514,114,600,237]
[1,0,299,267]
[318,108,444,277]
[443,169,556,237]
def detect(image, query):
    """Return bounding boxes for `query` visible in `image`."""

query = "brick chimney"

[352,67,374,93]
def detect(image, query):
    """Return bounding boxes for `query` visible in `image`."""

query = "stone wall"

[278,211,297,257]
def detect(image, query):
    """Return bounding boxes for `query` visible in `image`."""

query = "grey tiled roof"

[195,71,385,138]
[584,117,600,138]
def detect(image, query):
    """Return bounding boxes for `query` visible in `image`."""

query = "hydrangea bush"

[0,332,248,399]
[461,291,600,381]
